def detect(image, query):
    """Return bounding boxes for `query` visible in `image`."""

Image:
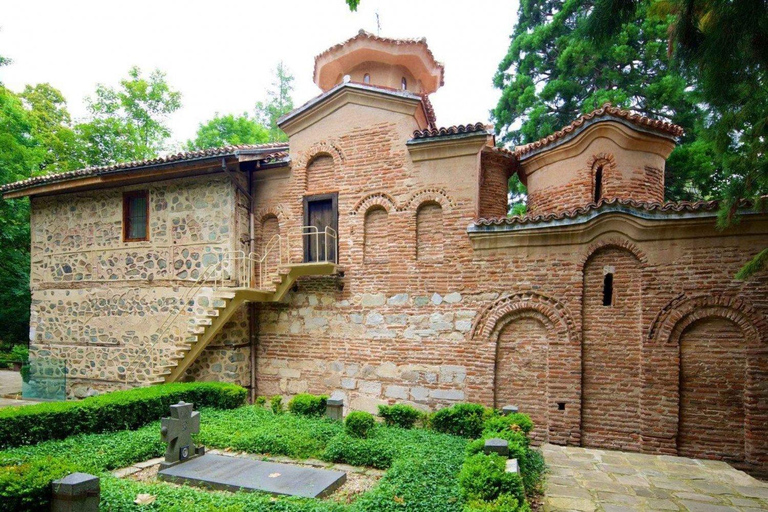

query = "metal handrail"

[122,250,247,379]
[123,226,339,381]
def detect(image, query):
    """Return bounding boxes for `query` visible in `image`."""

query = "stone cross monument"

[160,401,204,468]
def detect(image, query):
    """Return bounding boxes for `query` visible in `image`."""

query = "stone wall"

[28,174,248,395]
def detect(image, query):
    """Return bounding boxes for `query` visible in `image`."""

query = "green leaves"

[75,66,182,166]
[255,62,294,142]
[186,112,270,151]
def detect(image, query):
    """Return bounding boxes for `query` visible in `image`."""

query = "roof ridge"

[515,103,684,158]
[412,122,490,140]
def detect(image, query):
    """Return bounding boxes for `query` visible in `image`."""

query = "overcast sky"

[1,0,519,149]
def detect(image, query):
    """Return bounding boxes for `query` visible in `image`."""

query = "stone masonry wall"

[28,174,246,396]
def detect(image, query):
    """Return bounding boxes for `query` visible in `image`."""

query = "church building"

[3,31,767,473]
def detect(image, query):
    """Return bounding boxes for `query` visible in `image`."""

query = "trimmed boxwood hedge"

[0,381,246,449]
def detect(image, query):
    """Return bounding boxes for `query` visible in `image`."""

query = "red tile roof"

[1,143,288,195]
[515,103,684,158]
[412,122,490,140]
[314,30,445,87]
[472,198,752,229]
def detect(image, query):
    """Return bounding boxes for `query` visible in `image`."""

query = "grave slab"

[158,453,347,498]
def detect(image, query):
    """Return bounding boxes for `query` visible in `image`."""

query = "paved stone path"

[542,443,768,512]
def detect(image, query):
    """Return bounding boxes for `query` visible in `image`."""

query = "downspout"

[248,164,258,403]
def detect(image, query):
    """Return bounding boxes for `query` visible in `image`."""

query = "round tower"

[313,30,444,94]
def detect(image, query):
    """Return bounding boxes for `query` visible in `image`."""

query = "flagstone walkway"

[542,443,768,512]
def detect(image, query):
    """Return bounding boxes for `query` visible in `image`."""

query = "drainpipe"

[248,165,258,403]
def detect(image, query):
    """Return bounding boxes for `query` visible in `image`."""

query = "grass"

[1,405,542,511]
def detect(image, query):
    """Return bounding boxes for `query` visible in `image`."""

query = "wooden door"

[304,194,337,262]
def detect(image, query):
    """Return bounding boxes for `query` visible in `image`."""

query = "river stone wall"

[28,175,250,397]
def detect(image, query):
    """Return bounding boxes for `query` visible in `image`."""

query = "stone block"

[341,378,357,390]
[361,293,386,307]
[430,389,465,401]
[385,385,408,399]
[484,438,509,457]
[326,397,343,421]
[358,380,382,395]
[444,292,462,303]
[410,386,429,401]
[502,405,519,415]
[52,472,100,512]
[387,293,409,306]
[505,458,519,474]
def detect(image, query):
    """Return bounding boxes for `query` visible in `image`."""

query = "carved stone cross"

[160,401,201,466]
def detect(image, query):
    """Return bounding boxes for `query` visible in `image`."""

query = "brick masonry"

[21,60,768,475]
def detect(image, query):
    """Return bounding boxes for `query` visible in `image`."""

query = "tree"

[586,0,768,277]
[186,112,270,151]
[0,86,42,346]
[75,67,182,166]
[492,0,718,203]
[19,83,79,174]
[255,62,294,142]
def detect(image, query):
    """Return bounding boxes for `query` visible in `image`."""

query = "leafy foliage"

[0,382,246,449]
[185,112,270,151]
[458,453,525,504]
[344,411,376,438]
[378,403,423,429]
[270,394,283,414]
[74,66,181,166]
[492,0,717,202]
[430,403,488,438]
[255,62,294,142]
[287,393,329,417]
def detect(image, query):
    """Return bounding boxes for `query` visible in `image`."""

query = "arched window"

[401,77,407,90]
[416,201,443,261]
[363,73,370,84]
[364,206,388,263]
[594,165,604,203]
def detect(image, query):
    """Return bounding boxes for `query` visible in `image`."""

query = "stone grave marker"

[160,401,204,469]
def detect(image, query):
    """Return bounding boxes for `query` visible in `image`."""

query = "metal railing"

[121,226,338,381]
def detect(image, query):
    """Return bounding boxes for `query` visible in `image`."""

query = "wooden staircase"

[156,261,338,384]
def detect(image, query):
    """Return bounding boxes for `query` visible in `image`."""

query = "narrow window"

[363,73,370,84]
[594,165,603,203]
[401,77,407,90]
[602,273,613,306]
[123,190,149,241]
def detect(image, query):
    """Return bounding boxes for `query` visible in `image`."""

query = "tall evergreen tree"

[492,0,719,202]
[586,0,768,277]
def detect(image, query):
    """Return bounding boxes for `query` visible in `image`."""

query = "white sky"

[0,0,519,149]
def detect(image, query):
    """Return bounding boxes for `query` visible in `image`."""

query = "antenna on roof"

[375,11,381,35]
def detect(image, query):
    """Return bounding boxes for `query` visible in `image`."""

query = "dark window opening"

[363,73,370,84]
[123,190,149,241]
[401,77,407,90]
[602,273,614,306]
[303,193,338,263]
[557,402,566,411]
[594,165,603,203]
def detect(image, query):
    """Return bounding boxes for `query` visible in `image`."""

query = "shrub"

[269,395,283,414]
[431,403,487,438]
[464,437,526,463]
[0,457,77,511]
[321,433,395,469]
[465,494,530,512]
[458,453,525,503]
[254,396,266,407]
[0,381,246,449]
[483,413,533,436]
[287,393,328,417]
[378,403,422,429]
[10,345,29,363]
[345,410,376,438]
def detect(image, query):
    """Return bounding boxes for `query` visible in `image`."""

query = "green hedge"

[0,382,246,449]
[344,410,376,438]
[430,403,487,438]
[378,403,422,429]
[287,393,328,417]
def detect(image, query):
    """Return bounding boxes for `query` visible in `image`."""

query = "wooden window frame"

[123,190,150,242]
